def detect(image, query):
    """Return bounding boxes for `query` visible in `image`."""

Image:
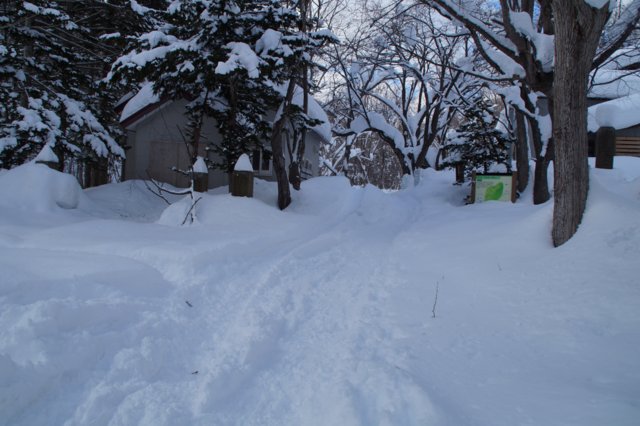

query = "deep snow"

[1,160,639,425]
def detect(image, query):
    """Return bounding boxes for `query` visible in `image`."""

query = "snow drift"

[0,162,85,211]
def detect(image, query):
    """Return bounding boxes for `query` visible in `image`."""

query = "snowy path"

[3,184,436,425]
[1,166,640,425]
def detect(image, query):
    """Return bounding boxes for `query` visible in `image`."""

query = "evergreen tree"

[0,1,131,170]
[109,0,333,176]
[441,98,513,181]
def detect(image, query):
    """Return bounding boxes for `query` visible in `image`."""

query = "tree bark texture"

[515,109,530,193]
[526,113,551,205]
[551,1,609,246]
[270,79,296,210]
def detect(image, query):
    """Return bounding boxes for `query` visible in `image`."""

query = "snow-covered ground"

[1,159,639,426]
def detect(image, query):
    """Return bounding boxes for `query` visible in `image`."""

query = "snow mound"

[157,189,284,228]
[156,195,202,226]
[0,162,84,211]
[83,180,177,222]
[290,176,362,217]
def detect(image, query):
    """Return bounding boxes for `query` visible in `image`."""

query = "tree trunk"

[527,115,551,204]
[551,1,609,246]
[515,109,529,193]
[272,125,291,210]
[270,79,297,210]
[289,161,301,189]
[532,160,548,203]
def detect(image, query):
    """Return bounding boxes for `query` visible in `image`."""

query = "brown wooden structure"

[616,136,640,157]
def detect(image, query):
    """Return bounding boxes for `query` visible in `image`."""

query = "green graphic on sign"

[484,182,504,200]
[474,174,513,203]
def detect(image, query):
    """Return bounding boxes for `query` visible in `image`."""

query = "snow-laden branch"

[427,0,519,59]
[593,0,640,69]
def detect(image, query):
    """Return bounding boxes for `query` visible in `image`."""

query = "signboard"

[471,172,517,203]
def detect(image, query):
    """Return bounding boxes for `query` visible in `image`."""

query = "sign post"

[471,172,517,203]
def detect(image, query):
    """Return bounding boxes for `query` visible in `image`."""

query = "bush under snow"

[0,162,84,211]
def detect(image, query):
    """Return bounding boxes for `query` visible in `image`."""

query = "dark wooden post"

[231,154,254,197]
[595,126,616,169]
[231,171,254,197]
[455,163,465,184]
[192,157,209,192]
[470,171,476,203]
[193,172,208,192]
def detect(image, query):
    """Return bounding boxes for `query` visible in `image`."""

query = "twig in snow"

[432,281,440,319]
[185,300,193,308]
[181,196,203,226]
[143,171,191,207]
[191,370,198,375]
[143,178,171,205]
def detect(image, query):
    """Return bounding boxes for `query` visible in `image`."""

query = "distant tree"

[325,3,476,186]
[441,97,512,180]
[322,132,403,189]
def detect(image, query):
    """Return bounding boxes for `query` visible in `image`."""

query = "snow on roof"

[588,92,640,132]
[119,82,161,124]
[589,69,640,99]
[115,91,135,110]
[120,82,331,141]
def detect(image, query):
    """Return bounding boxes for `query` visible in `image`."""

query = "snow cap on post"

[192,156,208,192]
[34,144,59,169]
[234,154,254,172]
[193,156,208,174]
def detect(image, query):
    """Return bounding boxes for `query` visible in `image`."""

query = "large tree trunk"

[551,1,609,246]
[514,109,529,193]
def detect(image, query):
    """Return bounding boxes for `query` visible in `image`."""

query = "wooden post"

[193,172,208,192]
[192,156,209,192]
[455,163,465,184]
[470,170,476,203]
[35,160,59,170]
[595,126,616,169]
[231,171,253,197]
